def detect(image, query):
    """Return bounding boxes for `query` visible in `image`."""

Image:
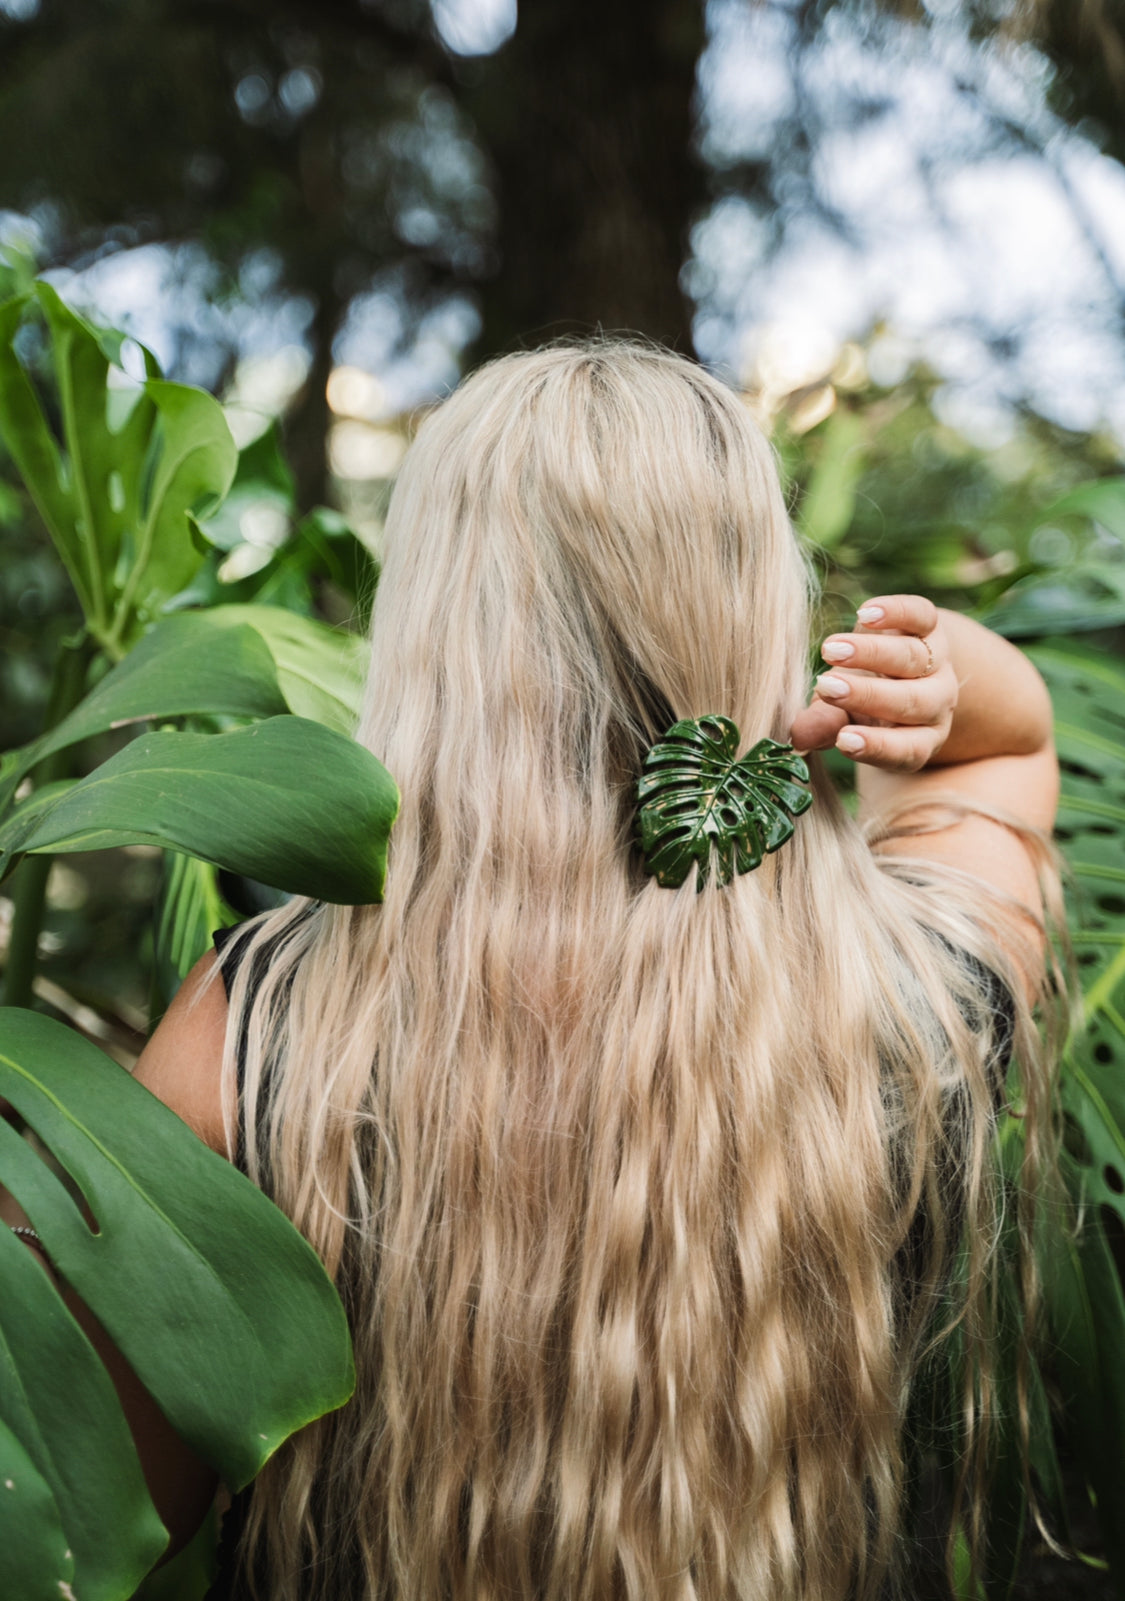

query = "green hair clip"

[636,715,813,890]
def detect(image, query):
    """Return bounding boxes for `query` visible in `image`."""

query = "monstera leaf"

[1021,638,1125,1591]
[0,1008,355,1600]
[636,717,812,889]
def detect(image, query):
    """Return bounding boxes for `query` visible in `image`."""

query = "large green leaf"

[0,284,236,646]
[636,717,812,888]
[978,565,1125,639]
[0,1007,356,1490]
[1037,1193,1125,1588]
[0,1416,76,1601]
[206,604,368,736]
[131,1503,219,1601]
[0,603,368,816]
[0,1184,167,1599]
[0,611,291,814]
[0,1009,355,1596]
[1028,640,1125,1115]
[0,717,399,904]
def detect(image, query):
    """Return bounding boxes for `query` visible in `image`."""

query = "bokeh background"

[3,0,1123,1056]
[1,8,1124,1585]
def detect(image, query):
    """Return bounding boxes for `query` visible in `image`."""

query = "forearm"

[926,609,1053,767]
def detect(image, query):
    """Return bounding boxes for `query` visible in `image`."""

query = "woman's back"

[138,342,1061,1600]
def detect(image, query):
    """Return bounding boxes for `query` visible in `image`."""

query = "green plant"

[785,380,1125,1592]
[0,279,394,1590]
[1,1010,355,1601]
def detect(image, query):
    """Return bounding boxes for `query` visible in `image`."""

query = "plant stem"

[1,637,93,1009]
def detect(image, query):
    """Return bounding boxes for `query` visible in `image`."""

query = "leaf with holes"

[636,717,812,889]
[1026,639,1125,1588]
[0,1008,355,1597]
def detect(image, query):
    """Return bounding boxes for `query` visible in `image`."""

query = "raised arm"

[790,594,1059,983]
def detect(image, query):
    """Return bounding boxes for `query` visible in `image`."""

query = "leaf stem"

[54,322,108,635]
[1,636,94,1009]
[105,409,165,651]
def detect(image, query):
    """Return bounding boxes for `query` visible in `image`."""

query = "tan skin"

[3,593,1059,1561]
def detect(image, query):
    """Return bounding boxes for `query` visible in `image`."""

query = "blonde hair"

[216,342,1061,1599]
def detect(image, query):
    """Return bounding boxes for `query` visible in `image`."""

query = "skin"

[4,592,1060,1559]
[789,595,1058,991]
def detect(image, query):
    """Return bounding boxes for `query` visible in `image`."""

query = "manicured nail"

[856,604,884,625]
[816,674,849,698]
[837,730,865,755]
[821,639,854,663]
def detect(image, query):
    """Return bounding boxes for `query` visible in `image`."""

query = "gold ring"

[920,637,935,677]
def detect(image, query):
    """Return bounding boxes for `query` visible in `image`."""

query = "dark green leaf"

[1023,640,1125,1587]
[0,1135,168,1598]
[131,1503,219,1601]
[0,1008,355,1492]
[1039,1200,1125,1592]
[0,717,398,904]
[636,717,812,889]
[0,612,290,814]
[0,1419,77,1601]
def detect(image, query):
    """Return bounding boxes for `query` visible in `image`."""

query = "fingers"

[810,594,956,772]
[814,664,952,726]
[820,630,939,680]
[835,723,940,771]
[852,594,938,638]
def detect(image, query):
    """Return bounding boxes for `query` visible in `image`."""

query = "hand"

[789,594,958,772]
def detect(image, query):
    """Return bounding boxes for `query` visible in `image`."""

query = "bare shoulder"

[132,951,230,1158]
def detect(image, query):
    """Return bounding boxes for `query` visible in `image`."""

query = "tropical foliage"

[776,369,1125,1595]
[0,280,396,1594]
[2,275,1125,1595]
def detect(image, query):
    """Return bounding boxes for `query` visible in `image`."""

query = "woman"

[136,342,1061,1599]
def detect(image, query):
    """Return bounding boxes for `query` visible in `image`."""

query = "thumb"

[789,698,848,755]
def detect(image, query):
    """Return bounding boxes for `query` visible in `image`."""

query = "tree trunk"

[285,296,336,513]
[468,0,706,360]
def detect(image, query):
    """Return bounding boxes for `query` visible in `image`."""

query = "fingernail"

[856,604,884,625]
[816,674,849,698]
[837,730,865,755]
[821,639,854,662]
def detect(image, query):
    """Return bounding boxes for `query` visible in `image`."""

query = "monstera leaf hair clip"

[636,715,813,889]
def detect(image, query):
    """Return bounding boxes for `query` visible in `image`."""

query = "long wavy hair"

[213,342,1061,1600]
